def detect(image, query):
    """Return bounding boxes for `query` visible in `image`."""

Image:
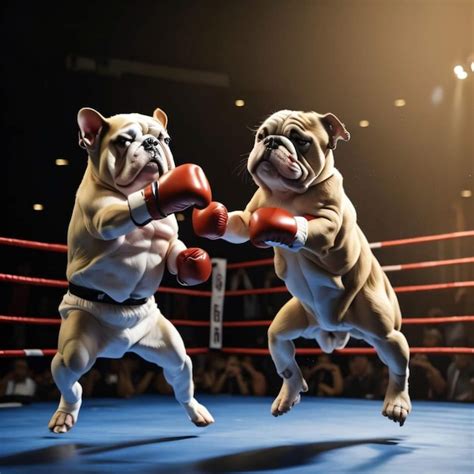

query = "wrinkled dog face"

[247,110,350,194]
[78,108,174,195]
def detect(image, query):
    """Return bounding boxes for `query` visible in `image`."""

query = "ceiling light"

[359,120,370,128]
[394,99,406,107]
[471,62,474,72]
[55,158,69,166]
[456,70,468,80]
[33,203,44,211]
[453,65,464,75]
[461,189,472,198]
[235,99,245,107]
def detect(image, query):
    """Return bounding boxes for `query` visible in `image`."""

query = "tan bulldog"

[49,107,215,433]
[193,109,411,426]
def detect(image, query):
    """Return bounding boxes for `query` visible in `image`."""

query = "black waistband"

[68,282,148,306]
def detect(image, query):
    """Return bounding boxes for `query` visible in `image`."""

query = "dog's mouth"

[115,143,166,188]
[261,149,303,180]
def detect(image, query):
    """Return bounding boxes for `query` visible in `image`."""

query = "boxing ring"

[0,231,473,473]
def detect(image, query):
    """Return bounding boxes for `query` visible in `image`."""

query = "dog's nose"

[142,137,159,151]
[264,136,280,150]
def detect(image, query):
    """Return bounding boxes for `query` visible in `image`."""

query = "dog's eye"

[256,133,265,142]
[164,137,171,145]
[115,136,131,148]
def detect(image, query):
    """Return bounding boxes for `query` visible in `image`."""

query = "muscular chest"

[121,216,178,259]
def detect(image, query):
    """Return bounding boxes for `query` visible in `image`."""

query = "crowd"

[1,344,473,405]
[1,267,473,405]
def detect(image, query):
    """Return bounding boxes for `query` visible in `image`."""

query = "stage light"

[394,99,406,107]
[55,158,69,166]
[359,120,370,128]
[235,99,245,107]
[33,203,44,211]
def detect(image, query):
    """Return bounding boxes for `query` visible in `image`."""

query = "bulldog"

[193,109,411,426]
[49,107,215,433]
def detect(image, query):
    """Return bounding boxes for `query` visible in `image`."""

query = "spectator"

[240,356,267,396]
[446,353,474,402]
[302,355,343,397]
[409,328,448,400]
[194,352,226,393]
[212,355,251,395]
[343,355,377,399]
[0,359,36,403]
[34,368,59,401]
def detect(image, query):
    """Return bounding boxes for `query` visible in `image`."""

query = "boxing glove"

[176,247,212,286]
[192,201,228,239]
[128,164,212,225]
[249,207,308,250]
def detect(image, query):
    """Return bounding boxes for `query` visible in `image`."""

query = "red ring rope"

[2,347,471,358]
[1,230,473,257]
[0,274,212,297]
[0,347,210,358]
[222,347,474,356]
[1,315,473,327]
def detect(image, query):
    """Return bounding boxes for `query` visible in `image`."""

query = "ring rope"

[0,274,212,297]
[0,347,210,358]
[2,347,472,358]
[228,256,474,272]
[0,237,67,253]
[1,315,473,327]
[2,230,472,256]
[224,281,474,296]
[1,273,473,296]
[221,347,474,356]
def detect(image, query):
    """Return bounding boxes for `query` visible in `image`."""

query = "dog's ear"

[153,108,168,129]
[77,108,107,150]
[320,113,350,150]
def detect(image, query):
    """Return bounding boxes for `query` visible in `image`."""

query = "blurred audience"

[212,355,266,396]
[343,355,377,399]
[0,359,36,403]
[302,355,343,397]
[446,352,474,402]
[409,328,448,400]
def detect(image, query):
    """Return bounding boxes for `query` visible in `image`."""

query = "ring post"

[209,258,227,349]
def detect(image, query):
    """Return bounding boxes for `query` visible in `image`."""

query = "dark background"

[0,1,472,348]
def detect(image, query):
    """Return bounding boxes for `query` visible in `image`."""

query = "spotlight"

[359,120,370,128]
[33,203,44,211]
[235,99,245,107]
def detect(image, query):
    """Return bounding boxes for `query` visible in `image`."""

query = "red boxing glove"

[192,201,228,240]
[128,164,211,225]
[176,247,212,286]
[249,207,308,250]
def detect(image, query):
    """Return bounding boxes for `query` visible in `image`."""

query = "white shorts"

[58,292,163,358]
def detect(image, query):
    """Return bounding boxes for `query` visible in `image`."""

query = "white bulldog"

[49,107,215,433]
[193,109,411,426]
